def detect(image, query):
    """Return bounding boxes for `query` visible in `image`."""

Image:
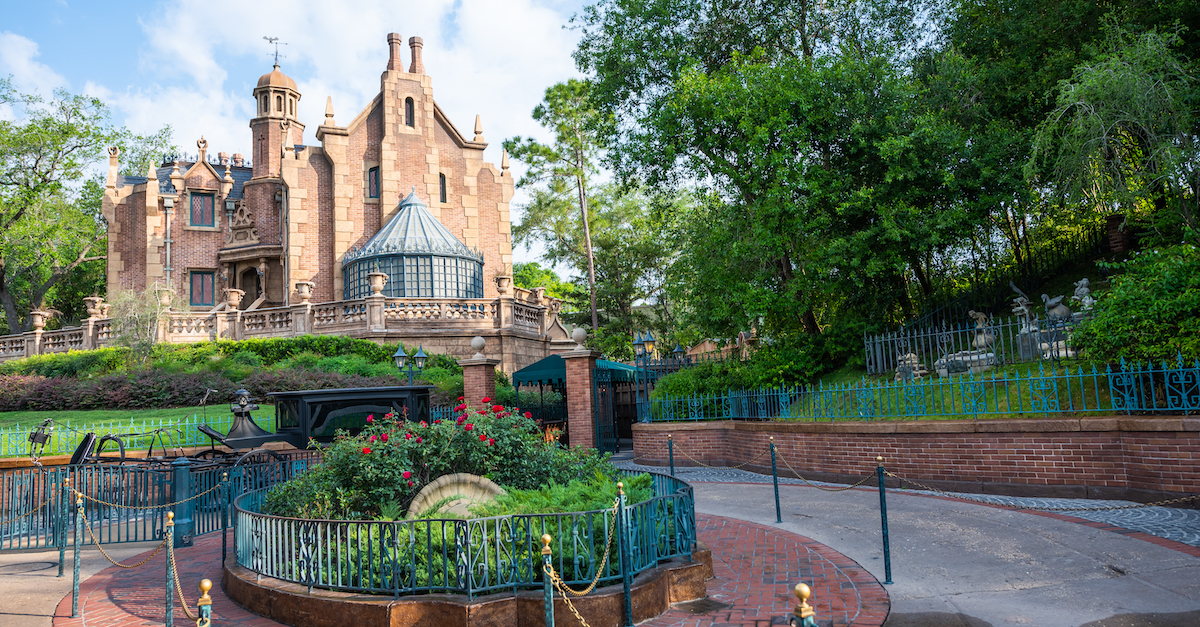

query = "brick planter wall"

[633,417,1200,505]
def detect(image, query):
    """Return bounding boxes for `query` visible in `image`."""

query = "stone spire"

[473,115,484,142]
[501,149,510,172]
[325,96,336,126]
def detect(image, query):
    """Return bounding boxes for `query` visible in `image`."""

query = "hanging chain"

[82,513,168,568]
[544,563,594,627]
[71,482,222,510]
[168,542,199,620]
[551,498,620,597]
[0,496,52,526]
[777,454,875,492]
[884,471,1200,511]
[674,444,770,470]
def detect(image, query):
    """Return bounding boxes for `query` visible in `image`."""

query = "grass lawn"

[0,404,276,431]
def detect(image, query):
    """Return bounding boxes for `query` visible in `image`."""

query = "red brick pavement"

[52,514,889,627]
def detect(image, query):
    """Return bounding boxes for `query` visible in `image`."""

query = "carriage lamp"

[672,343,685,359]
[634,332,646,357]
[394,345,428,386]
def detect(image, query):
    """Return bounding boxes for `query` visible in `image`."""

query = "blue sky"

[2,0,590,268]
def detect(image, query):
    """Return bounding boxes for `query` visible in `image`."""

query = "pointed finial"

[325,96,336,126]
[501,149,510,171]
[147,162,158,180]
[474,114,484,142]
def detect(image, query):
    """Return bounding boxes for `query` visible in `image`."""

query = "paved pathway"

[614,461,1200,548]
[48,516,887,627]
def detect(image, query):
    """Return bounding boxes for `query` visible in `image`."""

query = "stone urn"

[532,287,546,306]
[29,310,49,330]
[83,296,105,319]
[367,272,388,297]
[157,287,173,308]
[294,281,315,304]
[495,275,513,295]
[224,288,245,309]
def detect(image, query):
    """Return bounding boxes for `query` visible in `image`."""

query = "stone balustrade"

[0,289,573,373]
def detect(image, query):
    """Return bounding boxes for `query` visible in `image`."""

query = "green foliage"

[150,335,400,367]
[0,347,128,378]
[512,262,580,302]
[263,403,617,519]
[471,472,651,517]
[651,337,831,396]
[1073,244,1200,360]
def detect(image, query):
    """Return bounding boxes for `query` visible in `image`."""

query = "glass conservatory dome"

[342,188,484,300]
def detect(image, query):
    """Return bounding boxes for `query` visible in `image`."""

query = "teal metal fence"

[233,471,696,598]
[0,413,276,458]
[646,357,1200,421]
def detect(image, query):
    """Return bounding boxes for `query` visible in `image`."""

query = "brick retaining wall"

[633,417,1200,505]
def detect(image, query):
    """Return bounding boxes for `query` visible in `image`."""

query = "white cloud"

[0,31,68,96]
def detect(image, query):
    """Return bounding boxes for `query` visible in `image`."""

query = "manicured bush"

[263,400,615,519]
[650,334,833,398]
[470,472,652,517]
[0,347,129,378]
[1074,244,1200,360]
[150,335,400,368]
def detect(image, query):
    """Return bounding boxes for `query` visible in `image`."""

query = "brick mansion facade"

[0,33,573,371]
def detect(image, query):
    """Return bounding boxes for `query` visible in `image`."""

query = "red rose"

[457,396,464,401]
[406,433,413,440]
[403,471,412,479]
[362,447,371,454]
[407,480,414,487]
[524,411,533,419]
[434,419,442,424]
[488,438,495,446]
[464,423,474,431]
[481,396,491,403]
[492,405,504,413]
[455,404,466,411]
[416,437,422,443]
[381,433,389,443]
[420,421,427,427]
[479,433,487,441]
[366,415,374,423]
[368,435,377,443]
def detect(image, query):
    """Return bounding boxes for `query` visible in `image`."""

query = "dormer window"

[405,98,414,127]
[190,193,215,226]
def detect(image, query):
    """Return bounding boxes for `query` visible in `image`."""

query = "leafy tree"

[505,80,614,332]
[1029,25,1198,243]
[0,80,173,334]
[512,262,580,302]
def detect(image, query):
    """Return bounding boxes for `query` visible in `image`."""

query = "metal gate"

[593,367,618,454]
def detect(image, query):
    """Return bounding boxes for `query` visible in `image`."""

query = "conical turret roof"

[345,188,483,262]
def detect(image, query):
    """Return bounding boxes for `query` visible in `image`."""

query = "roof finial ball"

[471,336,486,359]
[572,327,588,350]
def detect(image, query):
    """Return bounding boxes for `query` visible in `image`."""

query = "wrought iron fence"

[863,314,1083,376]
[0,451,317,552]
[234,470,696,598]
[0,413,276,458]
[645,357,1200,422]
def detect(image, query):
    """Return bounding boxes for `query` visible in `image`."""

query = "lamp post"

[394,344,427,386]
[672,343,685,361]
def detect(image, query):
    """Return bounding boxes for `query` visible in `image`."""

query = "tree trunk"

[576,171,599,333]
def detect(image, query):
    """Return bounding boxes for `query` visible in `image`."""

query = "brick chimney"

[232,153,244,167]
[387,33,405,71]
[408,36,424,74]
[218,151,229,166]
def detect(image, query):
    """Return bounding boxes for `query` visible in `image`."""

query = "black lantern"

[394,344,427,386]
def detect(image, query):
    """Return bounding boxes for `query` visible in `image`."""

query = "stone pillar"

[459,337,500,407]
[562,328,600,450]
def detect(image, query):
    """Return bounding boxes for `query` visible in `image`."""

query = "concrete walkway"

[614,457,1200,627]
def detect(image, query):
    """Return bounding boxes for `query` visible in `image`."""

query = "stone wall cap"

[457,357,500,367]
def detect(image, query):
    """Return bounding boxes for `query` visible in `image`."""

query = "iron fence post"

[617,482,633,627]
[221,472,229,565]
[71,495,81,618]
[197,579,213,627]
[876,456,893,585]
[58,478,69,577]
[171,457,193,548]
[770,438,781,523]
[166,511,175,627]
[541,533,554,627]
[668,434,674,477]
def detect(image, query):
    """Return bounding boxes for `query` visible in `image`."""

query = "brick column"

[459,357,500,407]
[562,348,601,449]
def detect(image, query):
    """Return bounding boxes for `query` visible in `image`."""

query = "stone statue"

[1041,293,1073,323]
[1071,278,1095,311]
[968,310,994,349]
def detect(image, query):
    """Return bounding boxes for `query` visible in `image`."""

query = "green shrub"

[150,336,400,367]
[0,347,129,378]
[650,335,833,398]
[1074,244,1200,360]
[470,472,652,517]
[263,403,615,519]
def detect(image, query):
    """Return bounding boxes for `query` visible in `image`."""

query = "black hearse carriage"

[267,386,433,449]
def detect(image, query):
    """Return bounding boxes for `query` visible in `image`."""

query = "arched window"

[289,98,295,116]
[405,98,414,127]
[276,94,283,112]
[260,95,267,114]
[439,173,447,203]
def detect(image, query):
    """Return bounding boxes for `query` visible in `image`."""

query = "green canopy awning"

[511,354,639,387]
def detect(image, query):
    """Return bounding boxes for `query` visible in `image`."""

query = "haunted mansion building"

[92,33,572,371]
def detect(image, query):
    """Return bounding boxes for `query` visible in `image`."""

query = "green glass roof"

[344,188,483,263]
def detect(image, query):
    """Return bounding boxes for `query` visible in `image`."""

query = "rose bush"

[264,398,617,519]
